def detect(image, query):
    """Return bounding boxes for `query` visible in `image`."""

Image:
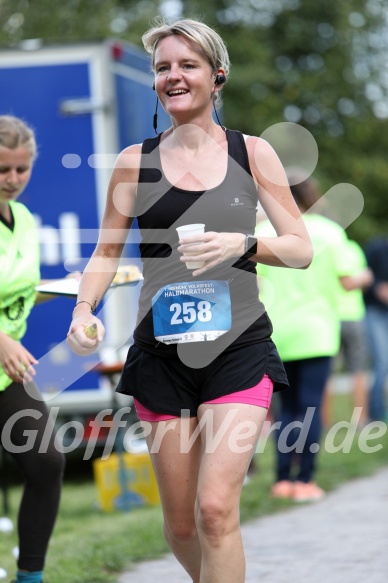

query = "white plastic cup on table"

[176,224,206,269]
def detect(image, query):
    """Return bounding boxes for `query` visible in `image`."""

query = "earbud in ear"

[215,74,226,86]
[152,82,155,90]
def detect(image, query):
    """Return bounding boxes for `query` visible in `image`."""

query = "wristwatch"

[244,234,258,258]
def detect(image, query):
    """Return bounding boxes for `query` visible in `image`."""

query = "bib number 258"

[170,301,212,325]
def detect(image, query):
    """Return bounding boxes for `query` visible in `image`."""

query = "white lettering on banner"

[167,283,214,291]
[33,213,81,266]
[164,288,215,296]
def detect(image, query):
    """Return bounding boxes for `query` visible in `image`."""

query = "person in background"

[322,239,373,428]
[363,235,388,422]
[256,172,369,503]
[66,17,313,583]
[0,115,66,583]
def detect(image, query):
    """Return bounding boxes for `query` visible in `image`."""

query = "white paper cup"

[176,223,205,269]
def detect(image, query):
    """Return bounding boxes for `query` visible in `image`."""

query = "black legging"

[0,382,65,571]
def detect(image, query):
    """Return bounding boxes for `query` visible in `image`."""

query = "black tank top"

[133,129,273,358]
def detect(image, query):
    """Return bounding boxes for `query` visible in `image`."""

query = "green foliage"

[0,481,167,582]
[184,0,388,243]
[1,0,387,241]
[0,0,154,45]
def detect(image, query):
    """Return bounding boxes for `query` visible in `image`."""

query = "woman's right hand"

[66,313,105,356]
[0,332,38,383]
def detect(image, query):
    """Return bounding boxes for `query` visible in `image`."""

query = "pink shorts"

[133,374,274,422]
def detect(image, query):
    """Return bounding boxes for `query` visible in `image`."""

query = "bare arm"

[246,135,313,269]
[0,330,38,383]
[67,144,141,355]
[340,267,374,291]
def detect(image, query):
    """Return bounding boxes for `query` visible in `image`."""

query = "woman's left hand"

[177,231,246,276]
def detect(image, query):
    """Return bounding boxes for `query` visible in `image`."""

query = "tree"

[1,0,387,239]
[183,0,388,241]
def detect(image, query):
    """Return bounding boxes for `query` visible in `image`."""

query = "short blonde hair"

[142,17,230,108]
[0,115,37,160]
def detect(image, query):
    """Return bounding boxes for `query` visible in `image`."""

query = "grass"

[0,393,387,582]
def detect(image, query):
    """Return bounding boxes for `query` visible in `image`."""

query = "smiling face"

[154,34,218,123]
[0,146,33,213]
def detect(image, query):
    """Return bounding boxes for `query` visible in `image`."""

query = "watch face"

[246,236,257,255]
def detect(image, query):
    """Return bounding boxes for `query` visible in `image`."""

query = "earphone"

[215,74,226,85]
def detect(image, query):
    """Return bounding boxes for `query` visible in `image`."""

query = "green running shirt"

[256,214,351,361]
[336,239,367,322]
[0,201,40,391]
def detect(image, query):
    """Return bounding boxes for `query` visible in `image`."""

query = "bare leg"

[352,371,369,424]
[323,372,369,428]
[195,402,267,583]
[144,417,202,582]
[321,380,333,428]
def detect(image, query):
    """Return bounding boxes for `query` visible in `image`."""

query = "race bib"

[152,280,231,344]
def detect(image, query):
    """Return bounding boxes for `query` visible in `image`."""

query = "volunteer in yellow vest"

[256,172,369,502]
[0,116,65,583]
[323,240,373,427]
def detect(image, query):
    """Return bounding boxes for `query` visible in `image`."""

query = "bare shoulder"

[243,135,279,165]
[109,143,143,193]
[115,143,142,169]
[243,134,287,190]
